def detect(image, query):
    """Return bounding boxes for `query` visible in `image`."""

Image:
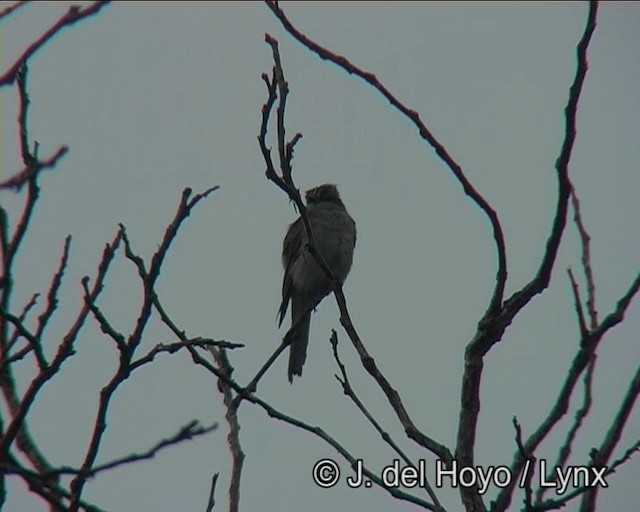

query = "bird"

[278,184,357,382]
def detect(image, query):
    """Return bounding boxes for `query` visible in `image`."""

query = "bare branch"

[579,362,640,511]
[130,337,242,372]
[497,0,598,328]
[43,421,218,478]
[238,300,321,401]
[496,268,639,512]
[330,330,445,511]
[8,64,41,264]
[536,358,596,503]
[82,277,127,353]
[607,438,640,476]
[34,235,72,342]
[1,454,106,512]
[465,4,598,509]
[68,187,218,510]
[0,2,111,87]
[205,473,220,512]
[0,229,122,455]
[0,307,46,369]
[532,436,639,511]
[0,1,30,22]
[568,268,588,339]
[0,146,69,191]
[512,417,535,512]
[6,293,39,350]
[227,375,438,510]
[210,347,244,512]
[591,270,640,337]
[570,186,598,328]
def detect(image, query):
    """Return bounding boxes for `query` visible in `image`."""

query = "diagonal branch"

[496,268,639,512]
[0,1,30,22]
[45,421,217,479]
[570,187,598,328]
[0,1,110,87]
[579,362,640,511]
[0,230,122,455]
[0,146,69,191]
[68,187,218,511]
[34,235,72,344]
[330,330,446,512]
[497,0,598,334]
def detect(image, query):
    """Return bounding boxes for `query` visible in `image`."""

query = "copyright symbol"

[312,459,340,488]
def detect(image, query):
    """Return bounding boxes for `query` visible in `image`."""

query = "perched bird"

[278,184,357,382]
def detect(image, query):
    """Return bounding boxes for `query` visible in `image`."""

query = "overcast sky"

[2,2,639,511]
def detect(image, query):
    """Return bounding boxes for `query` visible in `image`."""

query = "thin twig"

[39,421,218,478]
[568,268,588,338]
[205,473,220,512]
[512,417,535,512]
[570,186,598,328]
[0,2,110,86]
[0,229,122,456]
[210,347,243,512]
[68,188,218,510]
[330,330,446,512]
[579,362,640,511]
[6,292,39,350]
[0,0,30,22]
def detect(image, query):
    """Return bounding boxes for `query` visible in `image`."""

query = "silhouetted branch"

[570,187,598,328]
[0,2,110,87]
[42,421,217,478]
[0,229,122,456]
[579,362,640,511]
[537,188,600,503]
[498,267,639,512]
[205,473,220,512]
[512,417,535,512]
[469,4,599,510]
[68,187,219,511]
[330,330,445,511]
[0,1,30,22]
[0,146,69,191]
[210,347,244,512]
[5,292,39,350]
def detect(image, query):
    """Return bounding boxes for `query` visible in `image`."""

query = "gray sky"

[2,2,639,511]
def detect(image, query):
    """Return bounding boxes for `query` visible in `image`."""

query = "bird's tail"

[287,311,311,383]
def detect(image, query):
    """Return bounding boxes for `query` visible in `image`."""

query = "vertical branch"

[537,186,599,503]
[210,348,244,512]
[0,64,70,500]
[570,187,598,328]
[464,4,598,511]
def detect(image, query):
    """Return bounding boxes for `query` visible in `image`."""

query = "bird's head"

[305,184,342,205]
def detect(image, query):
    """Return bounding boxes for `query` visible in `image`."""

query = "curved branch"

[0,2,110,87]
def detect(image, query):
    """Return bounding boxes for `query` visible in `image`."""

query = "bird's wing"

[278,216,304,326]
